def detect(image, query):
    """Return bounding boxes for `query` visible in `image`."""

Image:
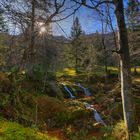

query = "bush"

[70,108,90,120]
[112,120,127,140]
[32,64,45,81]
[53,111,71,127]
[131,133,140,140]
[0,72,13,93]
[37,96,67,128]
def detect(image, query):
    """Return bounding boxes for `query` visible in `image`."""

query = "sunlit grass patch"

[131,67,140,73]
[56,68,77,77]
[63,68,76,76]
[0,118,58,140]
[107,66,118,71]
[112,120,127,140]
[56,66,140,78]
[92,66,118,75]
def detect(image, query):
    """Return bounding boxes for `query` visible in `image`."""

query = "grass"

[0,118,58,140]
[131,67,140,73]
[1,66,139,140]
[57,66,140,78]
[56,68,77,77]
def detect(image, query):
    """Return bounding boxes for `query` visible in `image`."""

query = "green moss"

[131,133,140,140]
[112,120,127,140]
[0,118,58,140]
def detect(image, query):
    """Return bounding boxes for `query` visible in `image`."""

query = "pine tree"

[70,17,83,72]
[71,17,82,39]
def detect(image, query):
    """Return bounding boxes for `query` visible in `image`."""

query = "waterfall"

[77,83,91,96]
[64,85,75,99]
[84,102,106,126]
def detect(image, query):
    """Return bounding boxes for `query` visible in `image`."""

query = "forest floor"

[0,67,140,140]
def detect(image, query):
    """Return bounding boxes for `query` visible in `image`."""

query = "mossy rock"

[45,81,63,99]
[70,108,90,120]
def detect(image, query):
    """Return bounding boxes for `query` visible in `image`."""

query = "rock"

[45,81,64,99]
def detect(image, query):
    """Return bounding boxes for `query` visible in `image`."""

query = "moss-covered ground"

[0,67,140,140]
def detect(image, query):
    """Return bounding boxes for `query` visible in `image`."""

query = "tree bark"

[113,0,137,133]
[28,0,35,77]
[134,66,137,75]
[30,0,35,58]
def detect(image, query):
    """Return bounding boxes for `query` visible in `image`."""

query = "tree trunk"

[30,0,35,57]
[134,66,137,75]
[75,45,78,73]
[102,37,108,82]
[113,0,137,133]
[28,0,35,77]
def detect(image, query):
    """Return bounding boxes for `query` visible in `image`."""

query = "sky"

[52,6,106,37]
[6,0,136,37]
[7,2,103,37]
[52,0,137,37]
[52,0,117,37]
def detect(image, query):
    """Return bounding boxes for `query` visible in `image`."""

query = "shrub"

[32,64,45,81]
[131,126,140,140]
[112,120,127,140]
[53,112,71,127]
[37,96,67,128]
[65,100,91,121]
[0,72,13,93]
[131,133,140,140]
[70,108,90,120]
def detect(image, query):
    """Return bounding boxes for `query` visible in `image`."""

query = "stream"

[63,84,106,126]
[63,85,75,99]
[84,102,106,126]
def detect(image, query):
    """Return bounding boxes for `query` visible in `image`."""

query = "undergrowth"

[0,118,58,140]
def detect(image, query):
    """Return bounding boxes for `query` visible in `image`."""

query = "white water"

[64,85,75,99]
[84,102,106,126]
[77,83,91,96]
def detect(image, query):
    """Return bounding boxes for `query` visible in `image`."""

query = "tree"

[72,0,137,134]
[0,7,8,69]
[126,0,140,31]
[70,17,83,72]
[126,0,140,73]
[81,35,97,76]
[1,0,79,72]
[0,9,7,33]
[113,0,136,133]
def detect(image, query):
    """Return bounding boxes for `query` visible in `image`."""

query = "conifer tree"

[70,17,83,72]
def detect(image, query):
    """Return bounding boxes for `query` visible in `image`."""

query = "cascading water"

[84,102,106,126]
[64,85,75,99]
[77,83,91,96]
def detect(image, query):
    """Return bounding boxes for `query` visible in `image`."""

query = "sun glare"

[39,26,46,34]
[37,22,44,26]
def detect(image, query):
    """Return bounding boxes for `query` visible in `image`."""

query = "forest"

[0,0,140,140]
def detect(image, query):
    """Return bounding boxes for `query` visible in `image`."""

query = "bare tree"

[113,0,136,133]
[0,0,81,73]
[72,0,137,134]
